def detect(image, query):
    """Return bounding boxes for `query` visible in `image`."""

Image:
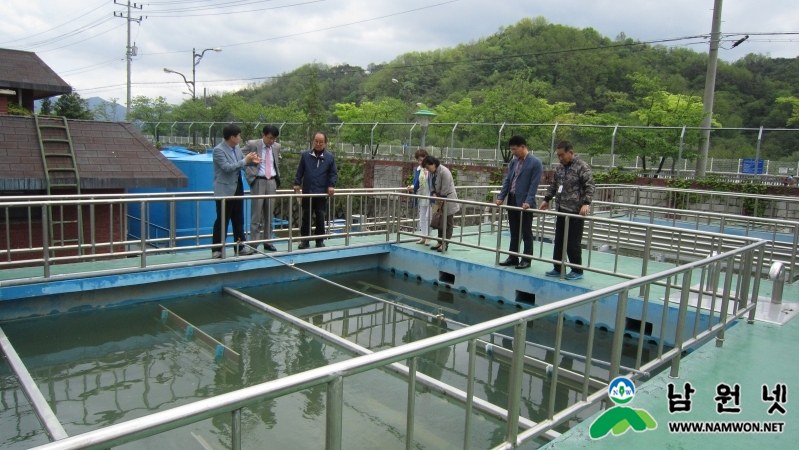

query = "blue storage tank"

[128,147,252,247]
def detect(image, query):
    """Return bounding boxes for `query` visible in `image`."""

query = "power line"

[38,22,127,53]
[217,0,460,49]
[145,0,323,17]
[0,0,109,45]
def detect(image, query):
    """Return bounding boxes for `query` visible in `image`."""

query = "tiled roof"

[0,48,72,98]
[0,116,188,190]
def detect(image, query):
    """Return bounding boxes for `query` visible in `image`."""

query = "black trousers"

[552,214,585,274]
[506,193,534,262]
[435,213,455,248]
[212,179,246,250]
[301,197,328,244]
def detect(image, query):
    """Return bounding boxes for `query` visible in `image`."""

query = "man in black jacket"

[293,132,338,249]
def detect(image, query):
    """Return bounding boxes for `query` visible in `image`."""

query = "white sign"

[779,167,788,174]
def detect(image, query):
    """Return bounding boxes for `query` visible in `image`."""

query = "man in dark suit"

[211,124,260,258]
[242,125,282,251]
[495,135,543,269]
[293,132,337,249]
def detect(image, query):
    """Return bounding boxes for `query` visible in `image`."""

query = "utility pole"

[695,0,723,177]
[114,1,143,119]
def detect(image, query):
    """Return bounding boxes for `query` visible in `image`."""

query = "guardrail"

[593,184,799,221]
[27,235,766,450]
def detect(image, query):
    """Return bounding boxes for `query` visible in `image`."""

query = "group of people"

[211,124,596,280]
[409,135,595,280]
[210,124,336,258]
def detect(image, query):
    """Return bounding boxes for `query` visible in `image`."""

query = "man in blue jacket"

[293,132,338,249]
[495,135,543,269]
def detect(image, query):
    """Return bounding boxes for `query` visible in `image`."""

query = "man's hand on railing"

[293,185,301,193]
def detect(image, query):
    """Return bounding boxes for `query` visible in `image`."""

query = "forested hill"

[237,17,799,129]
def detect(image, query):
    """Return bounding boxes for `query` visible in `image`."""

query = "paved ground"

[540,316,798,449]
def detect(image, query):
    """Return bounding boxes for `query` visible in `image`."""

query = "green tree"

[53,92,93,120]
[471,76,573,162]
[39,97,53,115]
[334,98,406,156]
[127,95,172,138]
[776,97,799,127]
[302,68,326,148]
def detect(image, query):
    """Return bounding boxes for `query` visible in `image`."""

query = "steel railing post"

[326,376,343,450]
[463,339,477,450]
[140,201,146,268]
[608,290,629,380]
[495,205,503,265]
[406,357,418,450]
[169,200,176,252]
[504,322,527,445]
[669,269,694,378]
[345,194,352,247]
[42,205,50,278]
[715,256,736,347]
[560,215,570,280]
[231,408,242,450]
[547,312,565,420]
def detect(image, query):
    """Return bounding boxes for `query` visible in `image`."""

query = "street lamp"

[164,47,221,100]
[413,109,436,148]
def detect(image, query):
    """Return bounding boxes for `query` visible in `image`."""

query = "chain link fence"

[137,121,799,177]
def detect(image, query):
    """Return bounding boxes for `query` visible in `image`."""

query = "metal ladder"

[34,115,84,252]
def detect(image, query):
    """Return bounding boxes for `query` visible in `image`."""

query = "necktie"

[264,146,272,178]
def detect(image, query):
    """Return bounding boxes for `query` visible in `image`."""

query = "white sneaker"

[238,246,255,256]
[211,251,222,259]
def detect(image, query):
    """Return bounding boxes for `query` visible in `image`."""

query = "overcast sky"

[2,0,797,106]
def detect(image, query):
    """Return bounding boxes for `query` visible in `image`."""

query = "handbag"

[430,209,444,230]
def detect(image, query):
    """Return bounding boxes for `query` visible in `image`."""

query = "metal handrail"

[28,238,766,450]
[1,190,764,285]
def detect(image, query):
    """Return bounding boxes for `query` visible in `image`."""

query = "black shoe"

[499,257,519,267]
[316,242,325,248]
[298,242,310,250]
[515,261,531,269]
[430,244,441,251]
[264,244,277,252]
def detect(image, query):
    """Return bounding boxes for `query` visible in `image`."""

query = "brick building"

[0,115,188,264]
[0,48,72,114]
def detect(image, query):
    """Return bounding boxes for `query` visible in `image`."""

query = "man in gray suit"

[242,125,281,251]
[212,124,261,258]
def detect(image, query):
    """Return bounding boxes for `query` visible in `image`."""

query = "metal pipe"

[755,126,764,175]
[325,377,343,450]
[610,124,619,169]
[370,122,379,157]
[405,357,418,450]
[669,269,694,378]
[231,409,241,450]
[608,290,628,380]
[677,125,687,177]
[463,339,476,450]
[497,122,506,162]
[504,322,527,445]
[769,262,785,304]
[549,122,559,167]
[408,123,417,152]
[451,122,459,153]
[0,327,69,441]
[547,312,565,420]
